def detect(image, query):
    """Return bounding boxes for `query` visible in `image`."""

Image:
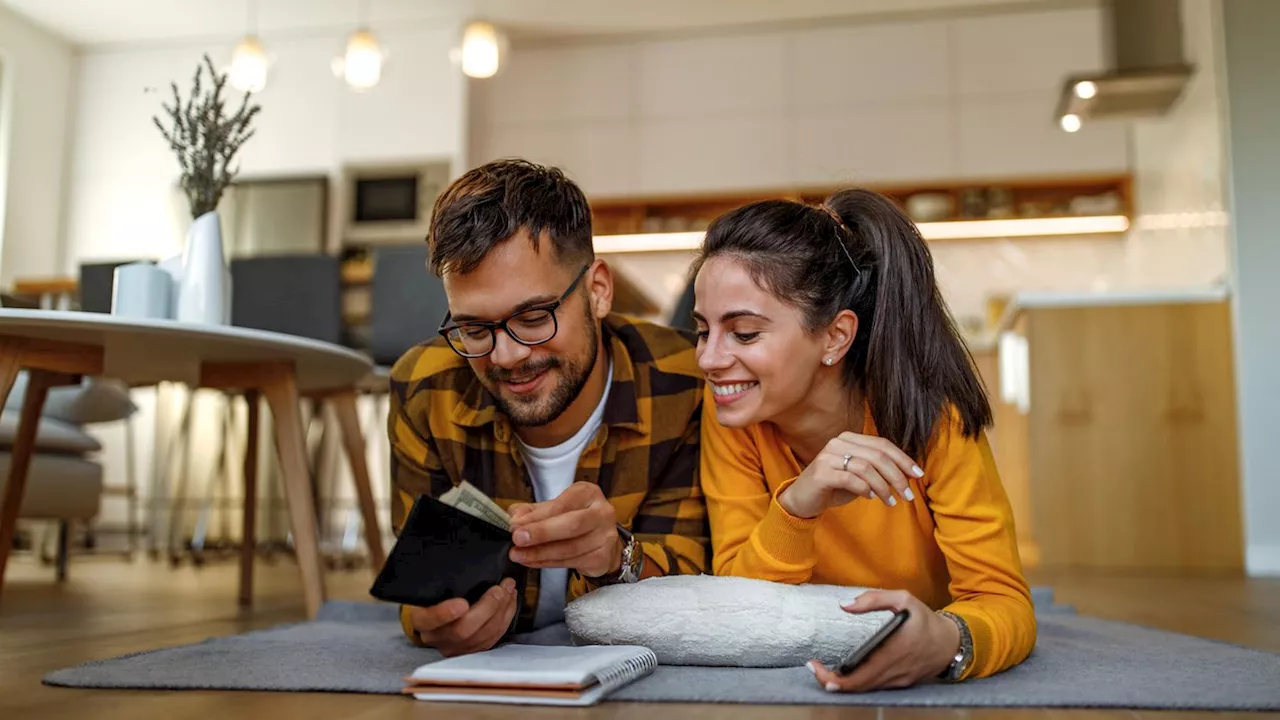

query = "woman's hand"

[807,590,961,692]
[778,432,923,518]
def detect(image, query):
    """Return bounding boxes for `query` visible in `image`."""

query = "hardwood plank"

[2,559,1278,719]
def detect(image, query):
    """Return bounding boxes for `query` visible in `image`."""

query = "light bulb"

[460,21,505,79]
[1074,80,1098,100]
[229,36,268,93]
[344,29,382,89]
[1060,113,1082,133]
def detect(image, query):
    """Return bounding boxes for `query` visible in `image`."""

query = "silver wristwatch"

[937,610,974,682]
[591,525,642,585]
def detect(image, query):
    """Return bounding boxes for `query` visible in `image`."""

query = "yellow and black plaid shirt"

[388,313,709,639]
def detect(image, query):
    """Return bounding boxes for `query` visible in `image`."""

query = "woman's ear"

[824,310,859,363]
[586,259,614,320]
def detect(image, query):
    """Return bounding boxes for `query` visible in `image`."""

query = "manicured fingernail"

[514,530,530,545]
[805,661,817,675]
[912,465,924,477]
[886,495,897,507]
[869,491,878,501]
[904,488,916,502]
[825,682,840,692]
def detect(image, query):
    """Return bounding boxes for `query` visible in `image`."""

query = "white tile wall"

[471,0,1227,335]
[639,34,789,118]
[785,21,952,106]
[952,9,1105,95]
[955,91,1129,177]
[470,6,1128,195]
[789,102,956,184]
[638,114,792,193]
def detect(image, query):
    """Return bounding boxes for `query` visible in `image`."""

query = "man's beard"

[485,318,599,428]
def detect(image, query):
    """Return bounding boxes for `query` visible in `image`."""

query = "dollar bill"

[439,480,512,531]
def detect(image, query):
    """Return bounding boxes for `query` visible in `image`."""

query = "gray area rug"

[43,590,1280,710]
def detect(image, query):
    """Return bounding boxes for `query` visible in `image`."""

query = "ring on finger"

[842,453,854,471]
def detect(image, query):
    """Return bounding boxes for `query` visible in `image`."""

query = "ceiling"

[3,0,1063,48]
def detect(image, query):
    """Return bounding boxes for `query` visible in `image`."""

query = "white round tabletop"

[0,309,374,393]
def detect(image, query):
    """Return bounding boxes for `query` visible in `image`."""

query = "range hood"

[1055,0,1194,127]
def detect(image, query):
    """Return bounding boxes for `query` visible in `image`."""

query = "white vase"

[176,210,231,325]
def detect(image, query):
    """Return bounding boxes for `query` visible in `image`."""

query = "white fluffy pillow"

[564,575,893,668]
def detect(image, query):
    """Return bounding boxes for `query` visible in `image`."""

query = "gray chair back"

[79,260,141,313]
[668,279,697,332]
[229,254,343,345]
[369,245,449,367]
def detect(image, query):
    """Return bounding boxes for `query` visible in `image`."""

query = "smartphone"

[837,609,910,675]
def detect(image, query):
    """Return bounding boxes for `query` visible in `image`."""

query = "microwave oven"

[342,161,451,243]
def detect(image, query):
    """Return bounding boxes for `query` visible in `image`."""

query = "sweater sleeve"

[700,395,820,583]
[926,425,1037,679]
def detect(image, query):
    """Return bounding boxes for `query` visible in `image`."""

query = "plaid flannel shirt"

[388,313,709,642]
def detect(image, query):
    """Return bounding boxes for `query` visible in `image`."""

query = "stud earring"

[824,358,834,366]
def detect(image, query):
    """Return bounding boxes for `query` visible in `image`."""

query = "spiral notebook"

[403,644,657,706]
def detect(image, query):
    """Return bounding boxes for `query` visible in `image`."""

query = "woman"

[692,188,1035,692]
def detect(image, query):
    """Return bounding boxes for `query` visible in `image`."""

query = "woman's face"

[692,256,830,428]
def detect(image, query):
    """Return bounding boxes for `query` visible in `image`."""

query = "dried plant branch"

[153,54,261,219]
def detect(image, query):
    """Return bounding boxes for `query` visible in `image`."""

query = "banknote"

[439,480,512,531]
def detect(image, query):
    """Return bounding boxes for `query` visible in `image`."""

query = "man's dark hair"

[426,158,594,276]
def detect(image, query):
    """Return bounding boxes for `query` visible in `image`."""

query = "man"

[388,158,708,656]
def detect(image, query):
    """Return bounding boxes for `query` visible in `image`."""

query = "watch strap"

[936,610,974,682]
[586,525,641,585]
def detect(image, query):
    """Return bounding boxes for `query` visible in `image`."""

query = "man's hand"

[407,578,518,657]
[508,482,621,578]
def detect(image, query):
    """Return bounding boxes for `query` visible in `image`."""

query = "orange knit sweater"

[700,390,1036,680]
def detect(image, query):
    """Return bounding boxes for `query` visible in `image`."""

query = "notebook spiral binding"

[592,649,658,693]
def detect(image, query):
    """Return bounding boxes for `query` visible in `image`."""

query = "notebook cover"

[404,644,657,707]
[369,494,524,608]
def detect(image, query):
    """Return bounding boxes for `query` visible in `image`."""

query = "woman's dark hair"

[692,189,991,460]
[427,158,593,276]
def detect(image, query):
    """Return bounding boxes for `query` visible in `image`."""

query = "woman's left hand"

[808,590,961,692]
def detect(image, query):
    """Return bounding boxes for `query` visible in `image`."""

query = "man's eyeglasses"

[438,264,590,359]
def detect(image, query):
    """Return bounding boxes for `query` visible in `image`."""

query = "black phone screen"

[837,608,911,675]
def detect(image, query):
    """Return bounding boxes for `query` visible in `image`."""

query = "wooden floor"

[1,552,1277,719]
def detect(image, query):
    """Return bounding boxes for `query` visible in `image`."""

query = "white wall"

[1222,0,1280,577]
[0,4,76,286]
[934,0,1234,326]
[63,24,468,268]
[469,6,1127,196]
[474,5,1140,327]
[60,23,469,547]
[1124,0,1232,293]
[476,4,1240,331]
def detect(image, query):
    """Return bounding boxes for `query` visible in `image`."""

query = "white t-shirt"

[518,361,612,629]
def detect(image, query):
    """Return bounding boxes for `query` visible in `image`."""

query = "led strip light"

[592,215,1130,253]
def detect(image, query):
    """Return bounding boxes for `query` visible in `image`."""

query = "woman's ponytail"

[826,189,991,460]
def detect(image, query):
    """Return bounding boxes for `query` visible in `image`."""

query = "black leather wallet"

[369,494,524,608]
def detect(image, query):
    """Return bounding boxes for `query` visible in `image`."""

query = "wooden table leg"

[239,390,260,607]
[329,390,386,568]
[0,370,65,597]
[0,347,24,597]
[260,370,325,619]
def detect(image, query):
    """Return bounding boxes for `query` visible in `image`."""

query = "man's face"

[441,231,606,428]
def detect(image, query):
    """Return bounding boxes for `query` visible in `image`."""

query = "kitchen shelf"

[589,174,1132,238]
